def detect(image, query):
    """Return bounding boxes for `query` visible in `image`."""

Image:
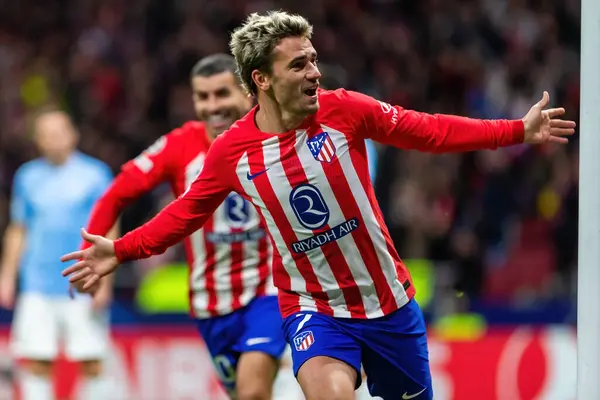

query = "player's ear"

[251,69,270,92]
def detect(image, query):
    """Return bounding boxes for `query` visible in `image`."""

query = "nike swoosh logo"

[246,168,269,180]
[295,314,313,334]
[402,388,427,399]
[245,337,272,346]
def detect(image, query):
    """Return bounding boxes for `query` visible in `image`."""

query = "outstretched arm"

[344,90,575,152]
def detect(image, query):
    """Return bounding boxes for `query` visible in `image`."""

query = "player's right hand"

[0,273,16,309]
[521,91,576,145]
[60,228,119,292]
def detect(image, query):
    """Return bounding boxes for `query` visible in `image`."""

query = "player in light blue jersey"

[0,109,117,400]
[365,139,378,184]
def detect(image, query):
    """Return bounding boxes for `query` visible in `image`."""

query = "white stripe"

[236,148,318,313]
[265,132,349,317]
[323,124,408,313]
[296,130,383,317]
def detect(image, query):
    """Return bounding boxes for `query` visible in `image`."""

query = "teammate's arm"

[0,170,29,308]
[61,135,234,290]
[113,137,232,262]
[0,224,25,308]
[343,90,574,152]
[84,135,176,245]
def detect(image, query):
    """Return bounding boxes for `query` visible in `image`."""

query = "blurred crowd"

[0,0,580,311]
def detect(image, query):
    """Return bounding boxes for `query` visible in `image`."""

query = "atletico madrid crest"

[307,131,336,163]
[293,330,315,351]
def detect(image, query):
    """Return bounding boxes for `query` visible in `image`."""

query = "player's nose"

[306,63,321,81]
[205,97,221,114]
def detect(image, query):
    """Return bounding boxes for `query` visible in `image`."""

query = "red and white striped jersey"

[115,89,524,319]
[84,121,274,318]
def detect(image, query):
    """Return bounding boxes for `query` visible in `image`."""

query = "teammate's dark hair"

[190,53,239,83]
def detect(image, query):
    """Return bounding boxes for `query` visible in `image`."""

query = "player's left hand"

[522,91,576,144]
[60,228,119,292]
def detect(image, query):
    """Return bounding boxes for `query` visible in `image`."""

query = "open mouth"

[303,87,318,97]
[207,110,231,128]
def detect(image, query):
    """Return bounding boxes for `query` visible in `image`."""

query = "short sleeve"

[10,169,31,225]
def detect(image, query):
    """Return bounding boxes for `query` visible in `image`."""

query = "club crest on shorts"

[293,330,315,351]
[307,131,336,163]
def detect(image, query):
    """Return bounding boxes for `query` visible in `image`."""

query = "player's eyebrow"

[195,87,230,96]
[288,51,318,68]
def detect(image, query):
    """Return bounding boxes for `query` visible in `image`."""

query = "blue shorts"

[282,298,432,399]
[195,295,287,394]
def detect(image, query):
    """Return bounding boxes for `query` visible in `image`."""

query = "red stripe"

[255,231,269,297]
[248,141,334,317]
[202,216,219,317]
[281,133,365,317]
[349,138,414,307]
[229,227,244,311]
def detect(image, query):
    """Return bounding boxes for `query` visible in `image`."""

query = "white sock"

[79,376,108,400]
[19,372,52,400]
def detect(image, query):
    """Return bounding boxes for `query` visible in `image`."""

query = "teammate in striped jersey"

[80,54,288,399]
[62,11,576,400]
